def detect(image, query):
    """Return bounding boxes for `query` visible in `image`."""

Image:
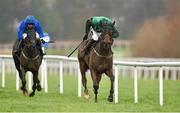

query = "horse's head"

[22,25,41,52]
[99,25,114,50]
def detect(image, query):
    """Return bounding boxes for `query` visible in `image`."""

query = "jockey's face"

[26,23,35,30]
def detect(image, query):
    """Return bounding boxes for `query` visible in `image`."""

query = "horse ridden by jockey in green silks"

[82,16,119,57]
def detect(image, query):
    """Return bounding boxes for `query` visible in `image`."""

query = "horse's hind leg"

[105,69,114,102]
[79,61,89,99]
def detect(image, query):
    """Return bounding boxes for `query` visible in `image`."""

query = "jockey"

[82,16,119,56]
[40,32,51,55]
[14,15,44,56]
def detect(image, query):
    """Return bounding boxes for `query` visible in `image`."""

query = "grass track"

[0,73,179,112]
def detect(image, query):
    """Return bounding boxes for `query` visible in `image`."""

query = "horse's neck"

[95,41,112,56]
[27,30,35,36]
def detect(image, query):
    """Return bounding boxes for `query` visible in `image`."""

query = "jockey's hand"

[22,33,27,39]
[41,39,46,44]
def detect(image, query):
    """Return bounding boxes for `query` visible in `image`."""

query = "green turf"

[0,73,179,112]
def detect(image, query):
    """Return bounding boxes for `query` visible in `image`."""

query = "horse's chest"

[20,58,40,70]
[91,59,112,71]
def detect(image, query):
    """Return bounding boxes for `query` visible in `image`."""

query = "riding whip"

[67,40,84,57]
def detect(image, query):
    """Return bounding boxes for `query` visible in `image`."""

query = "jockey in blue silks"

[17,15,43,41]
[14,15,44,56]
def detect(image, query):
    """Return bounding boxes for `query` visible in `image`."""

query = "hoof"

[108,96,113,102]
[94,99,98,103]
[23,91,28,96]
[20,87,23,90]
[84,93,90,99]
[37,85,42,91]
[29,92,35,97]
[21,87,27,91]
[21,87,28,96]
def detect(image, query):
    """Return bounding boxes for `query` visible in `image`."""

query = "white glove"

[22,33,27,39]
[36,32,40,38]
[91,28,99,41]
[42,36,50,43]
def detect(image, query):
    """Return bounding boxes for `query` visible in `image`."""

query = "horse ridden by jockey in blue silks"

[13,15,51,57]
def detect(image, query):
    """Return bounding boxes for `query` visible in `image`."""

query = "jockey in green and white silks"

[82,16,119,57]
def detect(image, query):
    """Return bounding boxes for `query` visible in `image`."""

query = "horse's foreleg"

[105,69,114,102]
[91,69,99,103]
[93,84,99,103]
[20,68,28,95]
[36,72,41,91]
[79,62,89,98]
[29,71,39,97]
[82,73,89,99]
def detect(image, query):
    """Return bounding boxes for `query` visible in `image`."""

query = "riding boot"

[83,33,88,41]
[83,39,95,57]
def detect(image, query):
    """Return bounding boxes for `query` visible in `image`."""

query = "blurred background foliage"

[0,0,166,42]
[0,0,180,58]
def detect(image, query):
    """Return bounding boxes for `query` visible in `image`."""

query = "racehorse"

[78,29,114,102]
[12,25,43,97]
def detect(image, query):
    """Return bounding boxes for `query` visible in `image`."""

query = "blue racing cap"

[25,15,36,24]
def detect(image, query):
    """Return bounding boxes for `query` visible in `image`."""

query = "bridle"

[92,31,113,59]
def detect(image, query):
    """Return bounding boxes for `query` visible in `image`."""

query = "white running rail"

[0,54,180,106]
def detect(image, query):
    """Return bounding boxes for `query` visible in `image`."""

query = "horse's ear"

[112,21,115,26]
